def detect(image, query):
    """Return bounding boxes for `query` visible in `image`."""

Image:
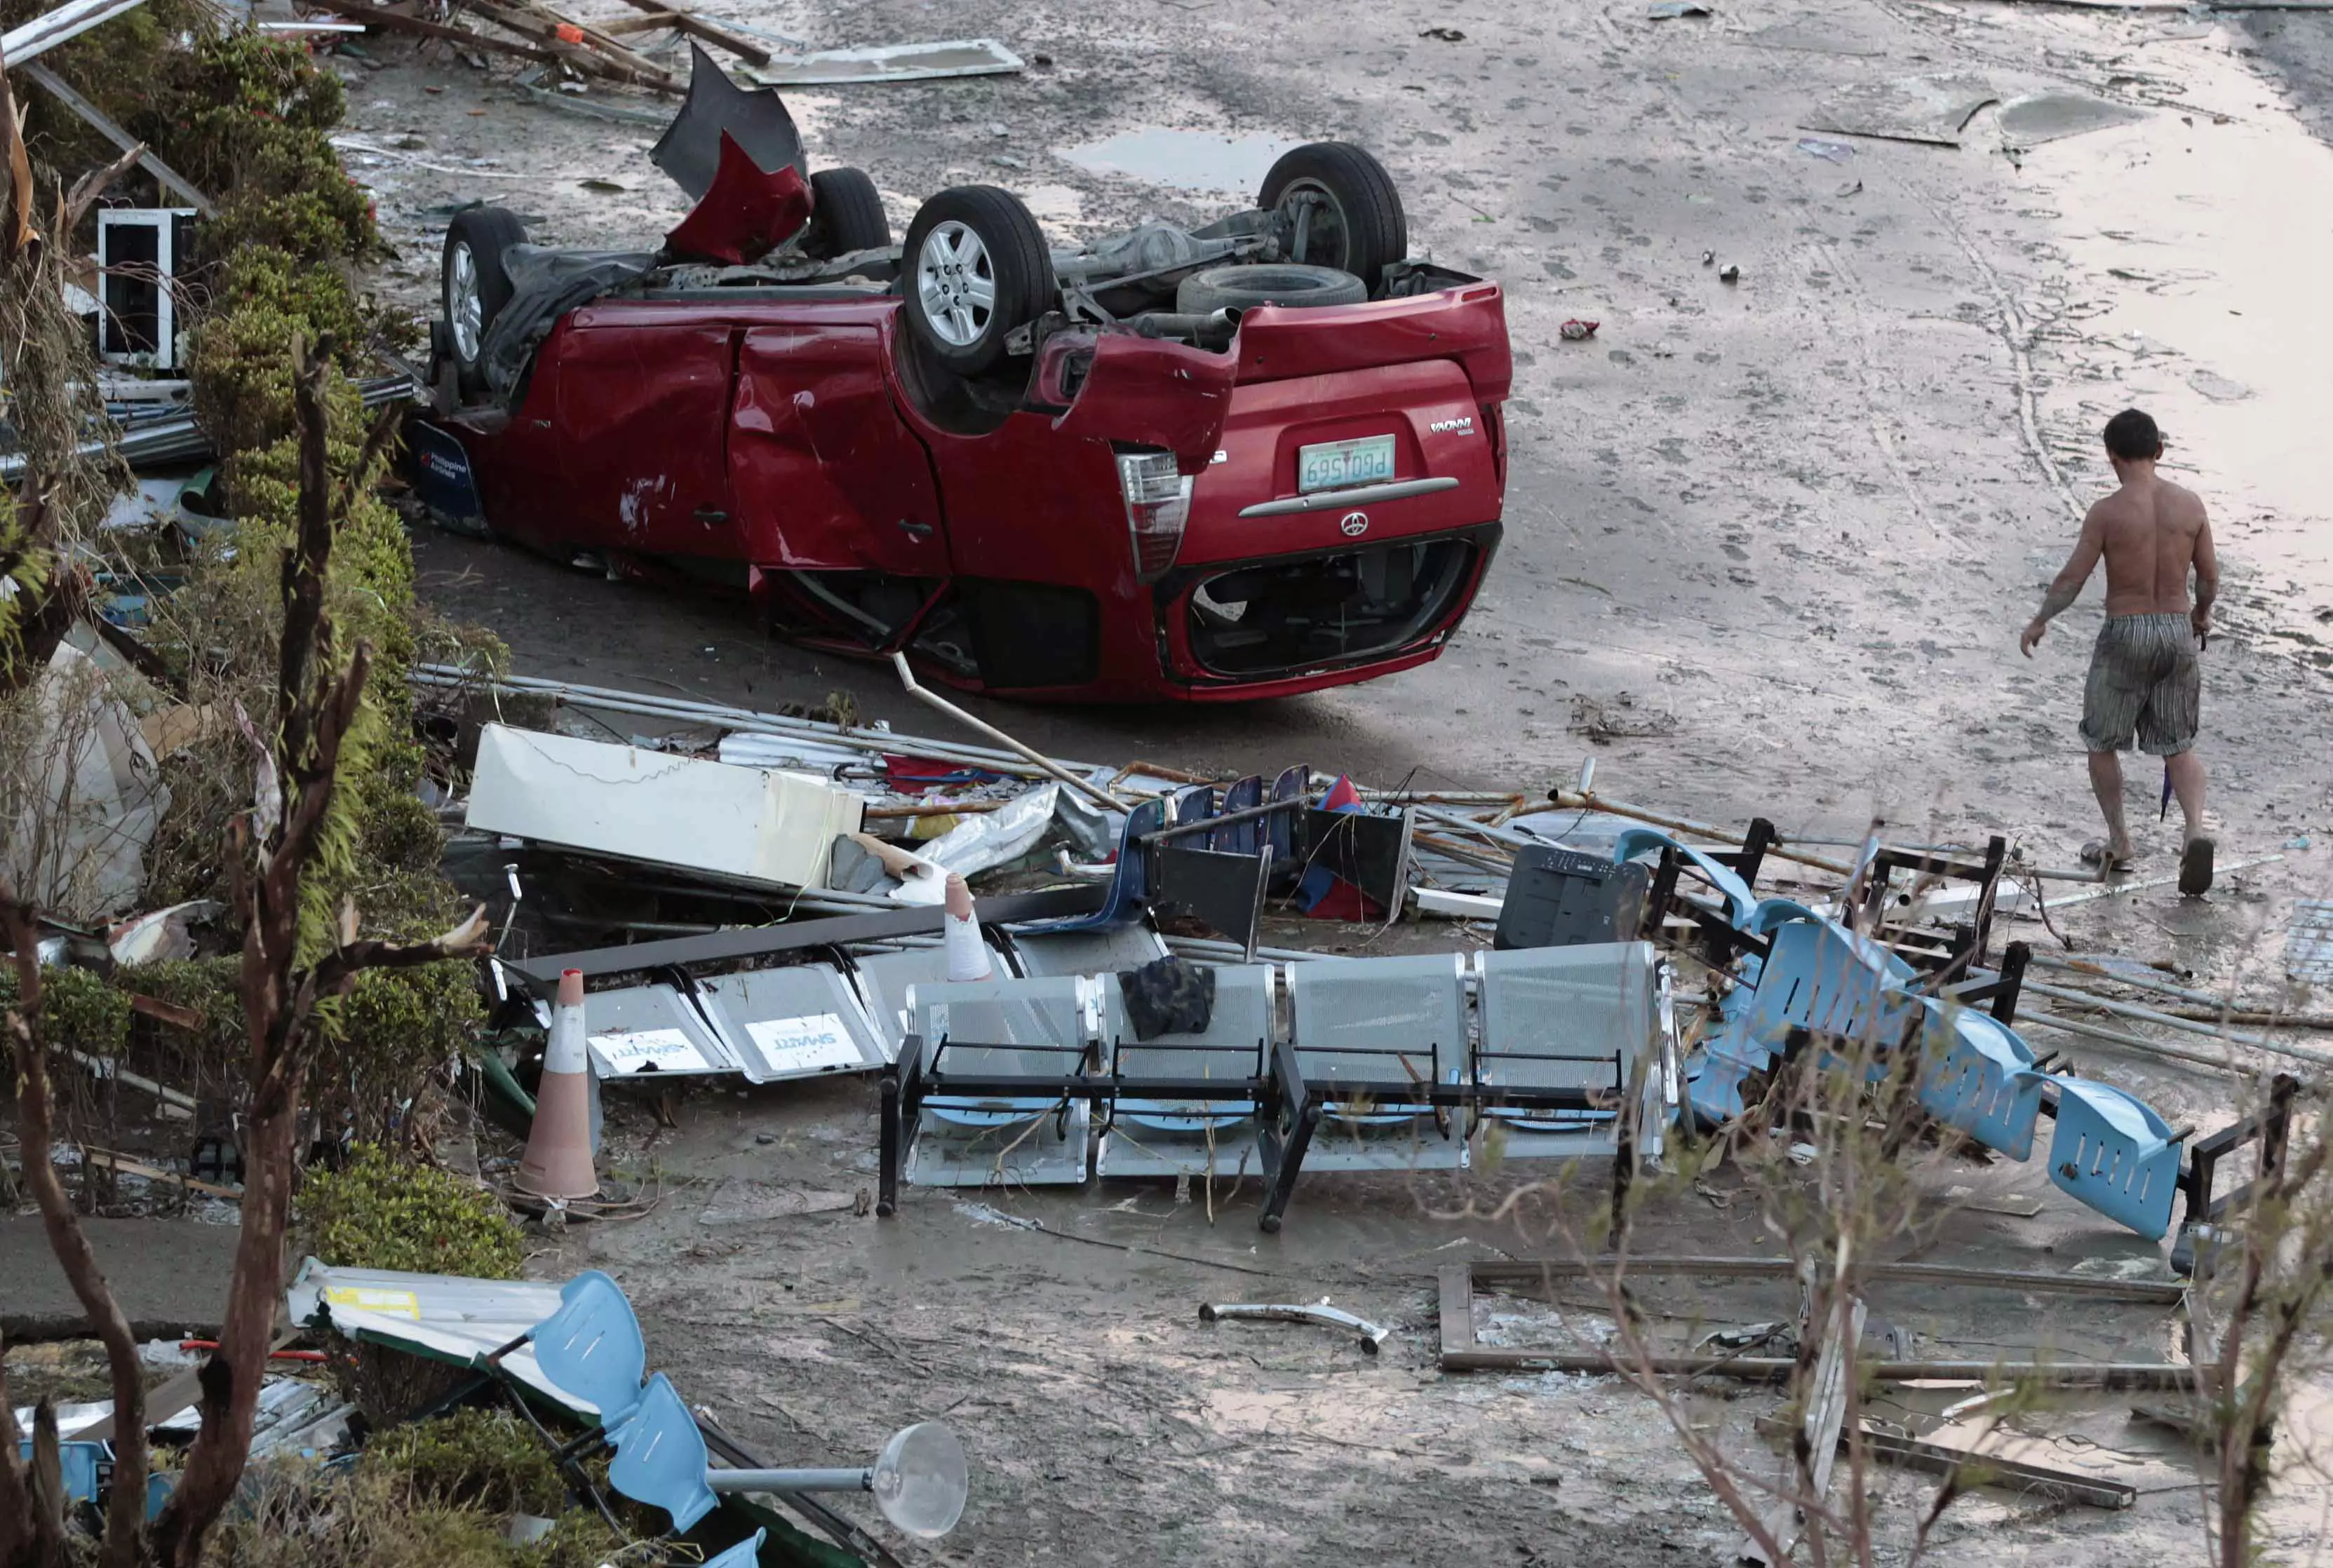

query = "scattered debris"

[1199,1300,1392,1354]
[1796,136,1856,162]
[1559,317,1601,339]
[1419,25,1466,40]
[744,37,1025,86]
[1568,691,1679,742]
[1801,72,2000,147]
[464,722,867,893]
[1755,1414,2138,1509]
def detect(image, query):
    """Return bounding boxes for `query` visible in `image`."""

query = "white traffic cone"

[518,968,600,1199]
[942,874,991,982]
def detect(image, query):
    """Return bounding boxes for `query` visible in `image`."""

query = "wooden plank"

[1466,1257,2187,1304]
[1742,1295,1865,1564]
[316,0,570,68]
[127,991,203,1032]
[1437,1264,1476,1366]
[77,1327,299,1443]
[79,1146,241,1201]
[1437,1348,2198,1388]
[20,62,212,215]
[1754,1414,2137,1509]
[511,883,1108,985]
[596,11,678,34]
[607,0,769,64]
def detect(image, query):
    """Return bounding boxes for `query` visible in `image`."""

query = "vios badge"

[1340,511,1370,538]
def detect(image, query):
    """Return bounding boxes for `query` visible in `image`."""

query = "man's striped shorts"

[2079,611,2200,757]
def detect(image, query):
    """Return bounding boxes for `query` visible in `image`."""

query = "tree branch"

[1,883,150,1568]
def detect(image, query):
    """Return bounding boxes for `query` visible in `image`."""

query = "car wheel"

[902,185,1054,378]
[1174,263,1366,314]
[804,167,892,258]
[441,206,528,393]
[1259,142,1407,294]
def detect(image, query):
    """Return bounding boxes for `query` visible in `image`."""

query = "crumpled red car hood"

[662,130,812,265]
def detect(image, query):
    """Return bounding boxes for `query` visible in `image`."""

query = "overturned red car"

[414,50,1510,702]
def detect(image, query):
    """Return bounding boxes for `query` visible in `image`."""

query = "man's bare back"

[2090,475,2215,619]
[2016,407,2217,894]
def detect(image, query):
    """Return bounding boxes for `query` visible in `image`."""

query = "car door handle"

[694,507,728,525]
[896,519,934,539]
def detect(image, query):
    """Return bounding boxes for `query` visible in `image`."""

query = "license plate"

[1297,435,1396,494]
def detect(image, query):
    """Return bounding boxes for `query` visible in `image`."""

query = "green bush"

[297,1144,523,1279]
[360,1410,564,1517]
[0,965,132,1061]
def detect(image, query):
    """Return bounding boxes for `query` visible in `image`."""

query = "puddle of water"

[2038,37,2333,614]
[1060,129,1296,195]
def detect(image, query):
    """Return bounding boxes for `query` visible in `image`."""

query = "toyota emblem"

[1339,511,1370,538]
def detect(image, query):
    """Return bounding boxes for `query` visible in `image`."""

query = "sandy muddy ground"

[300,0,2333,1559]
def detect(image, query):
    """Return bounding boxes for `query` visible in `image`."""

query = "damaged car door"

[551,307,739,561]
[727,313,950,592]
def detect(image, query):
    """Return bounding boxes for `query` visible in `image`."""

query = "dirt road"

[342,0,2333,1557]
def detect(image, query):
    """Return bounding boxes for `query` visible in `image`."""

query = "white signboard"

[589,1027,713,1074]
[744,1012,863,1075]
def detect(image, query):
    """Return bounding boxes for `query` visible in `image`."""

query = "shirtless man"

[2019,409,2218,894]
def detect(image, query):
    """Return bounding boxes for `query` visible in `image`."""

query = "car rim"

[448,242,483,362]
[1279,180,1352,273]
[915,219,996,348]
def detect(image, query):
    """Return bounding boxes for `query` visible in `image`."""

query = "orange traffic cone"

[943,874,991,982]
[517,968,600,1200]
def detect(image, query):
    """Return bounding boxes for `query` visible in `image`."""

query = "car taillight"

[1117,450,1192,582]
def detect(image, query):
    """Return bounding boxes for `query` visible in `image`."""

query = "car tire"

[901,185,1054,378]
[804,167,892,258]
[1259,142,1407,294]
[1175,263,1366,314]
[442,205,527,394]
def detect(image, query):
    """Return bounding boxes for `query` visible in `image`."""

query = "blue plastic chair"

[706,1529,767,1567]
[1171,783,1216,830]
[1263,766,1308,870]
[1016,798,1165,934]
[1213,775,1263,854]
[1613,829,1757,930]
[1916,1002,2044,1159]
[1684,918,1918,1125]
[607,1373,718,1532]
[2048,1080,2182,1239]
[526,1270,650,1428]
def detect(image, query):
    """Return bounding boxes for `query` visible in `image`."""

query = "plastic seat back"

[1916,1003,2043,1159]
[530,1269,648,1426]
[1264,766,1308,866]
[1103,964,1275,1083]
[1171,784,1216,828]
[1214,775,1264,853]
[1613,828,1756,929]
[1739,919,1919,1058]
[1288,953,1467,1092]
[606,1372,716,1532]
[1473,942,1654,1116]
[704,1530,767,1568]
[2048,1080,2181,1239]
[854,941,1007,1052]
[911,975,1091,1081]
[1016,797,1164,933]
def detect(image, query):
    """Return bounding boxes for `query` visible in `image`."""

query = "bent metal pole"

[890,652,1129,813]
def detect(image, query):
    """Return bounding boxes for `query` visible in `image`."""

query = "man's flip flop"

[2179,836,2215,897]
[2079,840,2136,874]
